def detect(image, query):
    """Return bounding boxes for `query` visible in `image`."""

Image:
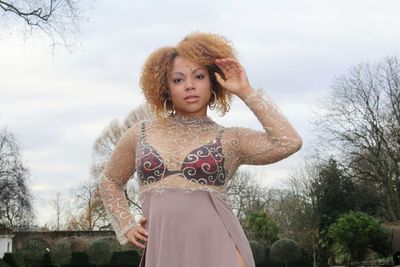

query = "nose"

[185,77,195,91]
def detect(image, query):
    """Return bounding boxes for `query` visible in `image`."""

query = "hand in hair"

[214,58,254,99]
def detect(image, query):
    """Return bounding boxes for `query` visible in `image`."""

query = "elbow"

[292,136,303,153]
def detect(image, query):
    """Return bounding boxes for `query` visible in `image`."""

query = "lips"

[184,95,199,100]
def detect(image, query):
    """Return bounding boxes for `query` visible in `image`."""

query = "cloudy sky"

[1,0,399,227]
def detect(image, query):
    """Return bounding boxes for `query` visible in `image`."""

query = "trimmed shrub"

[0,259,10,267]
[270,238,302,267]
[61,264,95,267]
[101,238,122,252]
[88,239,112,266]
[50,240,72,266]
[66,237,89,253]
[329,211,391,262]
[70,252,89,265]
[2,252,25,267]
[249,240,266,265]
[39,251,53,266]
[19,239,48,267]
[110,250,140,266]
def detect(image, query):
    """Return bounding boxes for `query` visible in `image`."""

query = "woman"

[99,32,302,267]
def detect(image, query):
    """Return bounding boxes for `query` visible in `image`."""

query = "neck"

[168,113,214,125]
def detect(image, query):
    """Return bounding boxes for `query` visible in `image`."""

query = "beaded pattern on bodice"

[136,121,226,186]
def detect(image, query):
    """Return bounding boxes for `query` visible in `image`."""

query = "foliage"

[244,210,279,248]
[311,157,355,229]
[110,250,141,266]
[65,237,89,252]
[39,250,52,266]
[249,240,267,265]
[0,259,10,267]
[297,157,356,265]
[50,240,72,266]
[0,128,34,230]
[102,238,121,252]
[2,252,25,267]
[328,211,391,262]
[226,170,278,223]
[269,238,302,267]
[314,56,400,221]
[19,239,48,267]
[70,252,89,265]
[88,239,112,266]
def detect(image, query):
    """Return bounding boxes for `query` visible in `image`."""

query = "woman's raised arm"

[214,58,302,166]
[234,87,302,165]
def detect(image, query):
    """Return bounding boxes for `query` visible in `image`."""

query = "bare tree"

[0,0,89,49]
[48,192,69,230]
[69,104,156,231]
[0,127,34,229]
[92,103,156,178]
[314,56,400,220]
[66,176,106,230]
[225,170,278,223]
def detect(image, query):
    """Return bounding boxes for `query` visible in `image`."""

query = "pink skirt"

[138,188,255,267]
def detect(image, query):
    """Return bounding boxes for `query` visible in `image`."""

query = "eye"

[196,74,205,79]
[173,78,183,84]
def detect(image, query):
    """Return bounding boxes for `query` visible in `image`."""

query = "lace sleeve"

[98,124,139,245]
[235,88,302,165]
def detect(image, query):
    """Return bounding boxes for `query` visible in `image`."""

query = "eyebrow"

[172,67,206,75]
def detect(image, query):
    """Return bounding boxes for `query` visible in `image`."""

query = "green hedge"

[70,252,89,265]
[19,239,48,267]
[50,240,72,266]
[60,264,95,267]
[110,250,140,266]
[0,259,10,267]
[2,252,25,267]
[88,240,112,265]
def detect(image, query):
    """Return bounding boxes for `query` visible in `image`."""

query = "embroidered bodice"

[137,121,226,186]
[99,88,303,244]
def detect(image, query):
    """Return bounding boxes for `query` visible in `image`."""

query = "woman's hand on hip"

[125,216,148,249]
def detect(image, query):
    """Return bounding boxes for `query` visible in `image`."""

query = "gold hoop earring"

[209,90,217,110]
[164,99,175,115]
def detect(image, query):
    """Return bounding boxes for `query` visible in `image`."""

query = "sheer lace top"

[99,88,302,244]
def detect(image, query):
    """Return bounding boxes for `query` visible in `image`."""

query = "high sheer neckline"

[168,113,215,125]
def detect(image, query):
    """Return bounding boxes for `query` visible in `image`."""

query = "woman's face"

[167,56,212,117]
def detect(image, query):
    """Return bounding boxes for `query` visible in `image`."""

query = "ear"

[162,88,171,100]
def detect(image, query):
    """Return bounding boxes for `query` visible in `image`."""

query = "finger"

[132,239,146,249]
[135,231,148,242]
[138,226,148,237]
[223,59,242,73]
[219,61,233,73]
[215,59,231,74]
[216,59,240,75]
[214,72,225,86]
[127,234,146,249]
[220,58,243,71]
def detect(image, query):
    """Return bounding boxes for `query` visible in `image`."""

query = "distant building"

[0,225,14,258]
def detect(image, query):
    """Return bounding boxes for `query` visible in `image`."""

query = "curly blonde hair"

[139,32,238,117]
